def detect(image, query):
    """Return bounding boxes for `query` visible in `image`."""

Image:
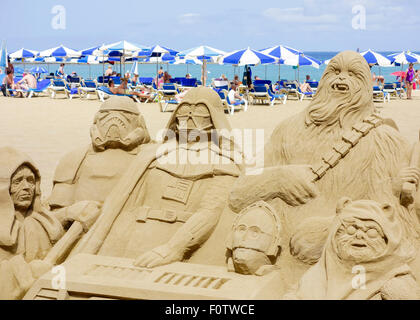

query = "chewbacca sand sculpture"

[69,87,243,267]
[49,97,151,211]
[286,198,420,300]
[229,50,419,245]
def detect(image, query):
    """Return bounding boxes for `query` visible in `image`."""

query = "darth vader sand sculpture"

[0,147,100,299]
[49,97,151,211]
[286,198,420,300]
[70,87,242,267]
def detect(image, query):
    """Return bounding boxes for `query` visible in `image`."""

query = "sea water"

[18,52,419,84]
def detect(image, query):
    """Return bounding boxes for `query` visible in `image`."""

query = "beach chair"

[266,84,287,105]
[297,87,315,101]
[20,80,51,98]
[65,84,79,100]
[78,79,98,99]
[159,83,180,112]
[285,82,300,100]
[394,82,405,98]
[96,86,140,103]
[372,86,390,103]
[49,79,67,98]
[307,81,319,93]
[221,89,248,115]
[382,83,399,100]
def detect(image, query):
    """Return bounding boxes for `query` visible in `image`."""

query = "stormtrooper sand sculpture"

[229,51,419,265]
[286,198,420,300]
[48,96,151,211]
[226,201,282,276]
[0,147,100,299]
[69,87,242,267]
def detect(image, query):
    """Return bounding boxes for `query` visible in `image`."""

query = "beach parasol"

[388,51,419,65]
[39,45,80,58]
[360,49,393,66]
[221,48,276,66]
[177,46,225,85]
[30,66,48,73]
[282,53,322,82]
[9,48,38,59]
[0,42,8,70]
[260,45,302,81]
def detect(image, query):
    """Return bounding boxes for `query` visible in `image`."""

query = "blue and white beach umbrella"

[39,45,80,58]
[177,45,225,60]
[260,45,301,61]
[176,46,222,85]
[100,40,148,53]
[388,51,419,65]
[221,48,276,66]
[282,53,322,68]
[30,66,48,74]
[360,49,393,66]
[0,42,8,69]
[79,46,101,56]
[9,48,38,59]
[146,45,179,57]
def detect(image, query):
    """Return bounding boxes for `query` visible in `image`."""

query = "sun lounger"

[284,82,300,100]
[78,79,98,99]
[382,83,399,100]
[297,87,315,101]
[65,84,79,100]
[373,86,390,103]
[20,79,51,98]
[49,79,67,98]
[96,86,140,103]
[221,89,248,115]
[249,84,285,106]
[159,83,180,112]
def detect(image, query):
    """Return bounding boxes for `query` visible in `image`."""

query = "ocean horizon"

[13,51,420,84]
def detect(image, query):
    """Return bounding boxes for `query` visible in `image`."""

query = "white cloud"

[263,7,339,24]
[178,13,201,25]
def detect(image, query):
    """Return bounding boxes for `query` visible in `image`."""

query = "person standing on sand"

[406,63,415,100]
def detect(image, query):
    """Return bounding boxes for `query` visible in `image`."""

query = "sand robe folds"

[72,88,243,260]
[0,147,64,299]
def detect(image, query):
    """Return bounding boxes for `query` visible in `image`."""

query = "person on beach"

[15,72,37,97]
[185,73,191,79]
[228,83,247,108]
[131,73,139,86]
[163,71,172,83]
[105,66,113,76]
[300,75,313,93]
[56,63,65,79]
[233,75,242,86]
[254,75,261,81]
[406,63,415,100]
[109,78,152,101]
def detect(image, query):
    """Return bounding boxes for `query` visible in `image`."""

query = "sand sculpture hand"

[229,165,318,213]
[392,167,420,199]
[133,244,184,268]
[29,259,53,279]
[65,200,102,232]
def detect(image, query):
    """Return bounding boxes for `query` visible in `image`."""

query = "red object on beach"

[391,71,406,77]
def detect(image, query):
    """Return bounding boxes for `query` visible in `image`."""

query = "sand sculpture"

[286,198,420,300]
[48,96,151,211]
[67,87,243,269]
[229,51,420,267]
[7,51,420,300]
[226,201,282,276]
[0,147,100,299]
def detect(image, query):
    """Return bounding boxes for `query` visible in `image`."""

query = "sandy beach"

[0,92,419,197]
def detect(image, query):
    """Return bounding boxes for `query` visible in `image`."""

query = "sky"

[1,0,419,53]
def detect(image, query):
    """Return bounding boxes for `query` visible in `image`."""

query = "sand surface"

[0,91,419,197]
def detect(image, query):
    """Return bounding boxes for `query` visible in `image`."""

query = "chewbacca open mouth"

[331,83,350,92]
